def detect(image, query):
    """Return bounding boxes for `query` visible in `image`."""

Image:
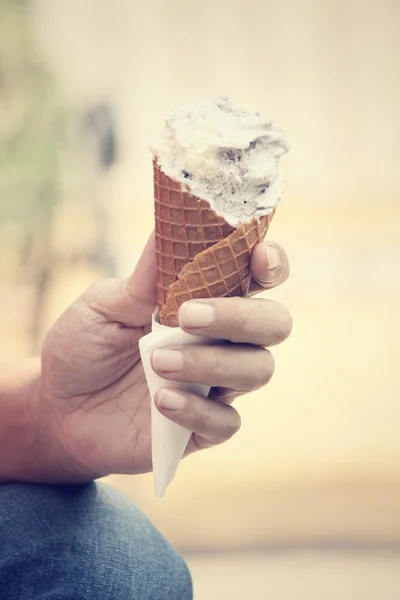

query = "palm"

[40,235,158,477]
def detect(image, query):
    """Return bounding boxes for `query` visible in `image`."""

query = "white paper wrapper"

[139,310,210,497]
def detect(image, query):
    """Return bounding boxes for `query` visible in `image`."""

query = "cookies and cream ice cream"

[151,95,289,227]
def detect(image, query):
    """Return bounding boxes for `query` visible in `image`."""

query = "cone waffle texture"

[154,161,274,327]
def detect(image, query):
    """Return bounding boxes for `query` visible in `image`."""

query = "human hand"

[37,232,291,481]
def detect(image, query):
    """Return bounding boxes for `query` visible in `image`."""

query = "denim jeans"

[0,482,193,599]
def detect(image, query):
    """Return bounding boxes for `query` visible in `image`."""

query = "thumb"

[126,229,157,312]
[249,241,290,295]
[83,231,157,327]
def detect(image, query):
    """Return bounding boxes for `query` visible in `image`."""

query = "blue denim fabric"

[0,482,192,599]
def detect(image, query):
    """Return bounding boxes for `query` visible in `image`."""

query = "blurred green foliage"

[0,0,62,231]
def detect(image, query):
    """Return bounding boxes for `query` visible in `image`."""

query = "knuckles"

[173,344,276,391]
[252,349,275,389]
[271,304,293,345]
[224,409,242,440]
[254,302,293,347]
[213,298,293,348]
[198,401,212,425]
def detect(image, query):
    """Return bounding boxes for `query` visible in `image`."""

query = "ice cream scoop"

[151,94,289,227]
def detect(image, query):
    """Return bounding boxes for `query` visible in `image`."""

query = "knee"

[95,483,193,599]
[0,482,192,600]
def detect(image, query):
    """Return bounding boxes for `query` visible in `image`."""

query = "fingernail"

[265,244,280,270]
[179,301,215,329]
[157,388,185,411]
[152,349,183,373]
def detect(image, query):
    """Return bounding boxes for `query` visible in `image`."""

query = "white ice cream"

[151,95,289,228]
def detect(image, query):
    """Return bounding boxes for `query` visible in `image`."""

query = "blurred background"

[1,0,399,597]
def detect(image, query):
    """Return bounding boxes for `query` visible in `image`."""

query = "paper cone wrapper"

[139,310,211,497]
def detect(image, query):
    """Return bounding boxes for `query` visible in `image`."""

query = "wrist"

[0,358,41,483]
[0,358,95,484]
[31,376,98,484]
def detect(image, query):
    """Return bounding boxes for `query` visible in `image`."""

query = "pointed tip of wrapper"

[154,480,166,498]
[153,462,178,498]
[139,311,211,497]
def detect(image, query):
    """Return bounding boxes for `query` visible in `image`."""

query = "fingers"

[249,241,290,295]
[177,297,292,346]
[154,387,241,448]
[207,386,240,405]
[152,343,274,391]
[152,238,291,455]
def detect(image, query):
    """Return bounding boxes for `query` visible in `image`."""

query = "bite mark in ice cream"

[151,95,289,228]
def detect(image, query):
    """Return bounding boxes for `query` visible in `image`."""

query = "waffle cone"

[154,161,275,327]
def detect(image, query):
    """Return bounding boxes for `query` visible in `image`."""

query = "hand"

[37,232,292,480]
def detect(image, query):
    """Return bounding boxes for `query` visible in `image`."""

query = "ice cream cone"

[141,96,288,496]
[154,161,275,326]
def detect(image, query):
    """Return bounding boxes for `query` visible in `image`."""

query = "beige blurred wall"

[30,0,400,203]
[1,0,399,548]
